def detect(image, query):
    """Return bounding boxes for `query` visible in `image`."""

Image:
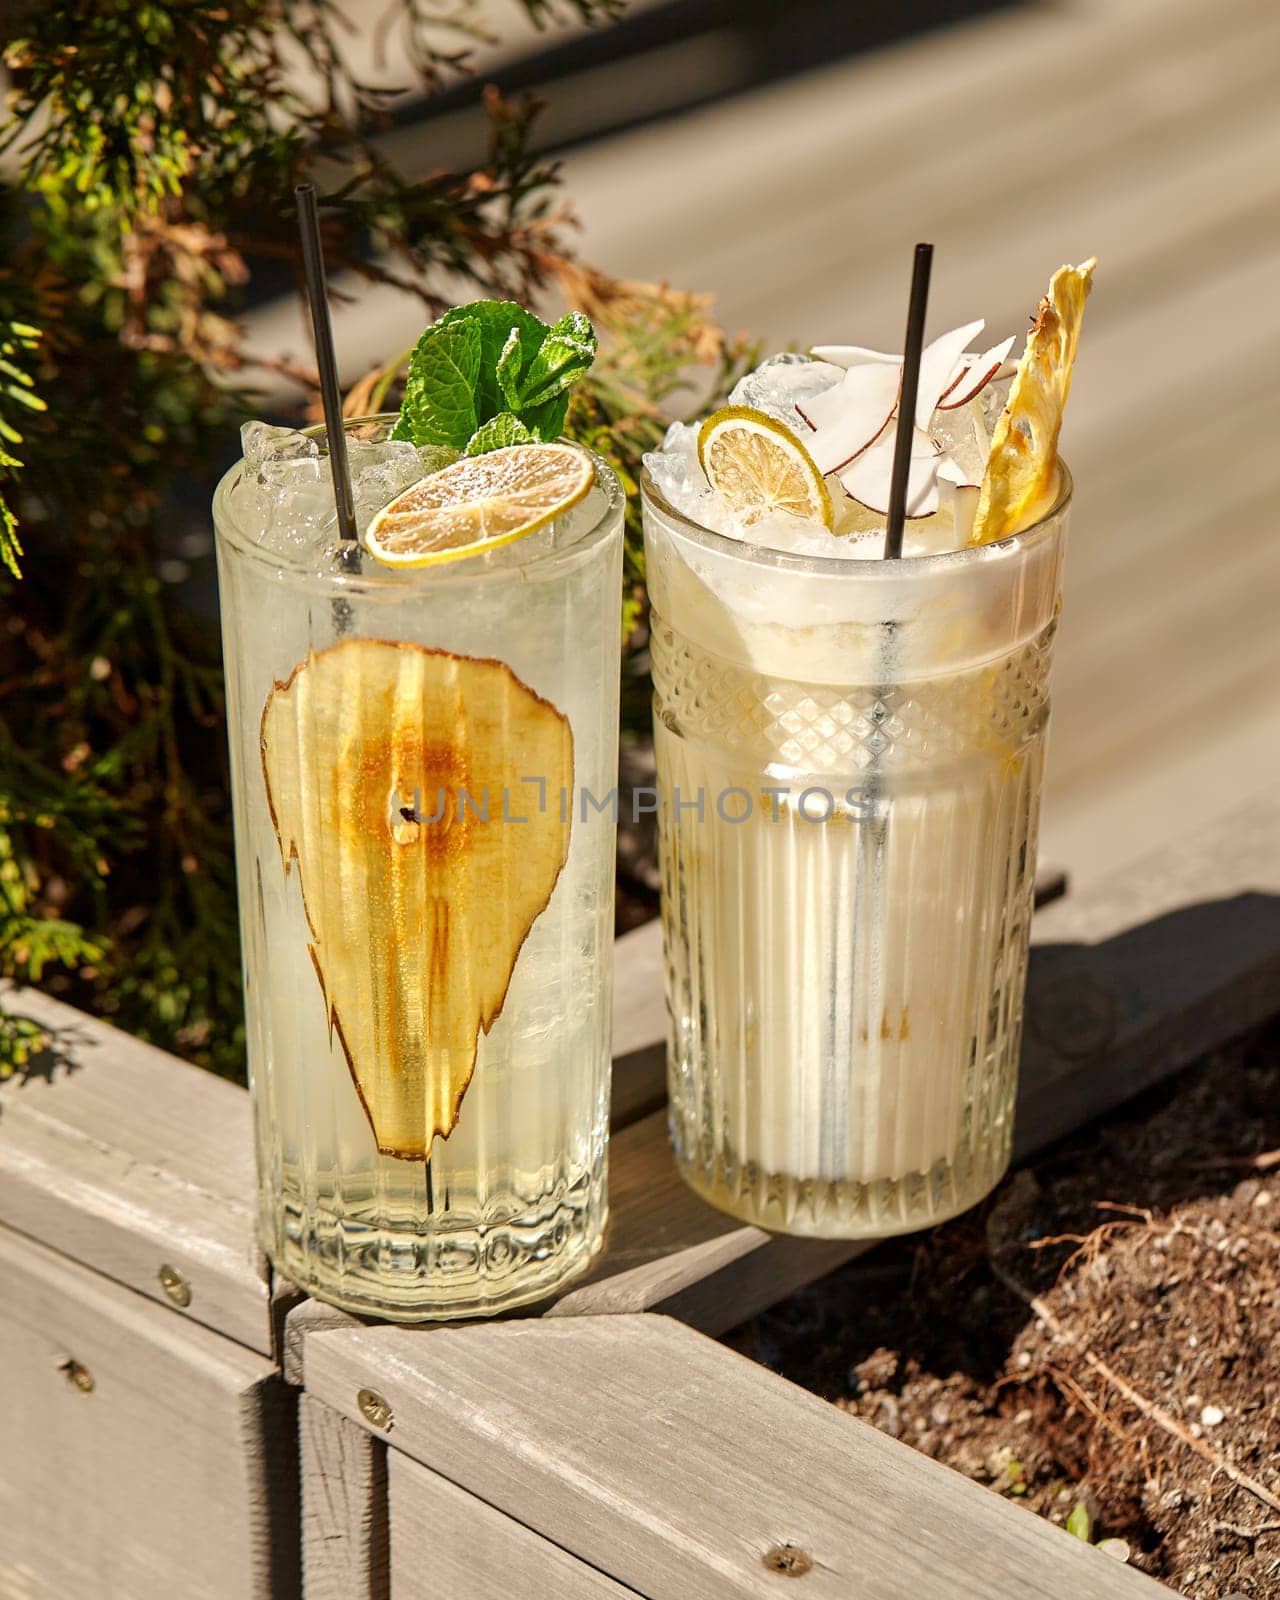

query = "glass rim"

[640,457,1072,579]
[213,414,624,589]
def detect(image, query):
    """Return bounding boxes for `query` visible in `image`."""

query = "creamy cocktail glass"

[643,469,1070,1238]
[214,417,623,1317]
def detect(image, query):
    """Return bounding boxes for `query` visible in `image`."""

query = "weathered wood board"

[389,1453,635,1599]
[1019,789,1280,1153]
[0,985,269,1353]
[0,1226,297,1600]
[306,1313,1166,1600]
[300,1394,388,1600]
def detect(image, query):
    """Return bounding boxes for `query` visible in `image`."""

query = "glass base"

[671,1131,1012,1240]
[266,1167,607,1321]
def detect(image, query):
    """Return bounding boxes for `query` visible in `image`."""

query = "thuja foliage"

[0,0,749,1078]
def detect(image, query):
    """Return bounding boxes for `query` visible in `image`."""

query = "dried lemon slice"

[698,406,834,529]
[365,442,593,567]
[971,259,1096,545]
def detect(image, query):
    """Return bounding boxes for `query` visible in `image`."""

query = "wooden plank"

[553,794,1280,1329]
[389,1451,635,1599]
[306,1313,1165,1600]
[0,1224,298,1600]
[608,1040,666,1135]
[300,1394,388,1600]
[611,919,667,1060]
[562,0,1278,345]
[1018,788,1280,1153]
[0,984,269,1354]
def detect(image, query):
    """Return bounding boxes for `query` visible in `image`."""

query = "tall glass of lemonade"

[214,302,622,1317]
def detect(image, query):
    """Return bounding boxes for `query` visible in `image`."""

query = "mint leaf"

[436,300,546,422]
[466,414,535,455]
[496,326,525,411]
[393,298,598,450]
[515,311,597,409]
[520,391,571,442]
[394,319,481,449]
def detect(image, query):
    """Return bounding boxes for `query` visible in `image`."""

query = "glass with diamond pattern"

[643,471,1071,1237]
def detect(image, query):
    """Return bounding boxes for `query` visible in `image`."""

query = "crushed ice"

[646,347,1013,559]
[235,423,448,555]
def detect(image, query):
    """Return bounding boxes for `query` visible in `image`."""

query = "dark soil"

[726,1024,1280,1598]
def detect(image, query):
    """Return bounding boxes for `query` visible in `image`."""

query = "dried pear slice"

[970,259,1095,544]
[261,637,573,1159]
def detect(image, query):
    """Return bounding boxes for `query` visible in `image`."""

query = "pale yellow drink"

[215,419,623,1317]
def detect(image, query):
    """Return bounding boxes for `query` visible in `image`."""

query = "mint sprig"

[393,300,597,455]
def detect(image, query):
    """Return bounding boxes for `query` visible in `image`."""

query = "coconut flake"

[839,428,941,518]
[937,463,980,543]
[913,320,985,428]
[937,454,982,490]
[809,343,900,368]
[798,363,900,475]
[721,312,1021,533]
[938,336,1016,409]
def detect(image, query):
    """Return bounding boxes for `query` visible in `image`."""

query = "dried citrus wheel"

[697,406,834,529]
[971,259,1096,545]
[365,442,594,568]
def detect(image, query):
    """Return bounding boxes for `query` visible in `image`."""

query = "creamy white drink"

[643,264,1092,1237]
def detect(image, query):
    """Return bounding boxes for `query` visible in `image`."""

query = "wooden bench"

[2,792,1278,1598]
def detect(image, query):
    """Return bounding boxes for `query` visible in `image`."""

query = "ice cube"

[345,436,421,476]
[980,373,1013,432]
[343,437,430,529]
[728,354,845,431]
[644,431,729,533]
[241,421,319,475]
[928,394,990,488]
[239,451,339,552]
[659,420,701,477]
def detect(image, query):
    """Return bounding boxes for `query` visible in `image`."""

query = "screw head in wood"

[763,1543,812,1577]
[158,1263,192,1307]
[357,1387,393,1430]
[61,1359,94,1394]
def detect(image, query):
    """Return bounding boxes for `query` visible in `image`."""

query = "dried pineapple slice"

[971,259,1096,544]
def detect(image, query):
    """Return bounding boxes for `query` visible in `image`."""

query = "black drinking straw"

[295,183,358,543]
[883,242,934,560]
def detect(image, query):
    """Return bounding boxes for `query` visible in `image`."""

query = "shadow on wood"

[1021,889,1280,1159]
